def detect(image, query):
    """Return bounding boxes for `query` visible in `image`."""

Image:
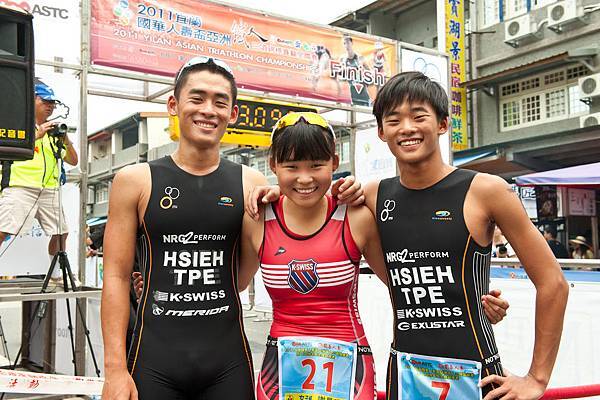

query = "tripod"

[2,136,100,394]
[0,314,10,365]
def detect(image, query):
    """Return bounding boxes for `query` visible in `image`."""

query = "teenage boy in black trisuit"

[366,72,568,400]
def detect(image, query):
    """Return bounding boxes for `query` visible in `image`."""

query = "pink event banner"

[91,0,397,106]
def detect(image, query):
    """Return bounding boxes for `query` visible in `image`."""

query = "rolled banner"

[0,369,104,395]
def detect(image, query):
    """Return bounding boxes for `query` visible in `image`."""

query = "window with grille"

[545,89,566,118]
[523,95,541,122]
[96,185,109,203]
[567,65,588,80]
[568,85,590,116]
[502,83,520,96]
[521,77,540,91]
[502,101,521,128]
[499,66,591,131]
[544,70,565,85]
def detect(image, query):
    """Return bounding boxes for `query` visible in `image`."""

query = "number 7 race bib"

[397,352,482,400]
[278,336,357,400]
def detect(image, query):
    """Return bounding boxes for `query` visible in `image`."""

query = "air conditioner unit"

[578,73,600,98]
[580,112,600,128]
[547,0,586,32]
[504,14,540,46]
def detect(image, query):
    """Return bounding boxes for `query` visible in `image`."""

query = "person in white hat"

[570,235,594,259]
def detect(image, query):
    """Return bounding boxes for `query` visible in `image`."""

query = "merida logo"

[432,210,452,221]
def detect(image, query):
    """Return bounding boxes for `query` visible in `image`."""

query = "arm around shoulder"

[363,179,381,214]
[347,205,388,285]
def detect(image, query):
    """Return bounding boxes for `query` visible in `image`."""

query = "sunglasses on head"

[271,112,336,140]
[175,56,234,82]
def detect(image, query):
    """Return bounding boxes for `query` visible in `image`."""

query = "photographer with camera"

[0,82,78,276]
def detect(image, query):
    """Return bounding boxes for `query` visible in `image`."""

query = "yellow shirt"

[8,133,65,189]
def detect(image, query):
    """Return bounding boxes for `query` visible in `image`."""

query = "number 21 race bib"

[278,337,357,400]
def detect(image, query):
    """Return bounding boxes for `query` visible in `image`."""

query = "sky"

[230,0,374,25]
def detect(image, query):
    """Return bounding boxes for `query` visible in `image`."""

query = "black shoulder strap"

[1,161,12,191]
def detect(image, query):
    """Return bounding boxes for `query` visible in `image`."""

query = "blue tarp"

[515,162,600,187]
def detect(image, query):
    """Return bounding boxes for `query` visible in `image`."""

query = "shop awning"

[86,217,107,227]
[453,149,497,167]
[515,162,600,187]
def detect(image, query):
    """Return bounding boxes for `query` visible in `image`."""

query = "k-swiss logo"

[288,259,319,294]
[432,210,453,221]
[380,199,396,222]
[160,186,180,209]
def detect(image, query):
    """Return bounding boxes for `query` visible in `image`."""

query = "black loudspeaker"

[0,5,34,161]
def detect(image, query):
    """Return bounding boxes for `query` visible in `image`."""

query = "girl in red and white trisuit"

[240,112,388,400]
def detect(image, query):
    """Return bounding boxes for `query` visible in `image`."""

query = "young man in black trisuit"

[364,72,568,399]
[100,58,268,400]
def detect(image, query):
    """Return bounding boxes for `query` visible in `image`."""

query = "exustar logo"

[432,210,452,221]
[217,196,234,207]
[0,1,70,19]
[160,186,180,210]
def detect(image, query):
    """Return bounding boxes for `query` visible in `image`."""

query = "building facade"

[331,0,600,177]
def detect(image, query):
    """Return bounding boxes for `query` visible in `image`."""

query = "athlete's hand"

[331,176,364,206]
[132,272,143,302]
[481,369,546,400]
[246,185,280,220]
[101,369,138,400]
[482,289,509,324]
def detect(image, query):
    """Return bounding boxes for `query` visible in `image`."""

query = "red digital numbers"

[301,359,335,393]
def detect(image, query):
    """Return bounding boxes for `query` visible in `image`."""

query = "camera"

[48,122,68,139]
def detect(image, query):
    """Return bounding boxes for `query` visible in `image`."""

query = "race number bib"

[278,336,357,400]
[397,352,482,400]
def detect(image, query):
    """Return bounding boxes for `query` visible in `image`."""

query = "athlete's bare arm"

[239,209,264,291]
[239,166,268,290]
[347,205,388,284]
[101,164,150,400]
[466,174,568,400]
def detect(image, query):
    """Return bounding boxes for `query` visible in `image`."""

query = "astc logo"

[380,199,396,222]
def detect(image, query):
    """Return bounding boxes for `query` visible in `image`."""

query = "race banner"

[90,0,397,106]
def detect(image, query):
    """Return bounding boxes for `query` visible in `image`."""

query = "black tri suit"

[128,156,254,400]
[376,169,503,399]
